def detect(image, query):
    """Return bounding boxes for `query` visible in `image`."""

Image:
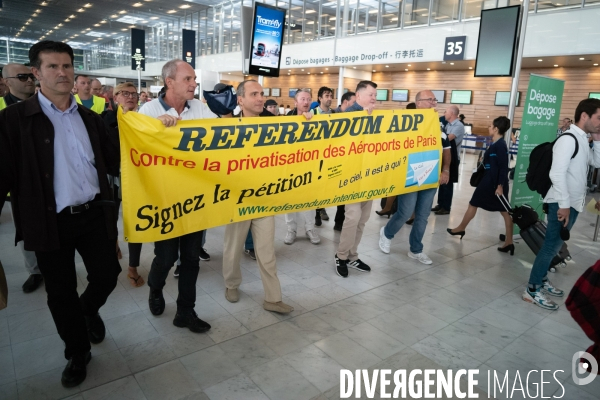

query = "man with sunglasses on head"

[0,64,43,294]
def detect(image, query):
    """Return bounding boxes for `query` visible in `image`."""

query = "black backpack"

[526,133,579,198]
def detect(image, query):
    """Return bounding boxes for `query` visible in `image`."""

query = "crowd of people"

[1,39,600,387]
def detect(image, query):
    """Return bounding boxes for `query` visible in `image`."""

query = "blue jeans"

[384,188,437,254]
[528,203,578,288]
[245,229,254,250]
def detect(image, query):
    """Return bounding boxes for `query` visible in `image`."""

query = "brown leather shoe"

[263,301,294,314]
[225,288,239,303]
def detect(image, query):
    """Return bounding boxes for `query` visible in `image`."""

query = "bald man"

[1,63,35,109]
[0,63,43,293]
[432,105,464,215]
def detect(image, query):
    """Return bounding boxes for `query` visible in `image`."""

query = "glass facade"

[0,0,594,69]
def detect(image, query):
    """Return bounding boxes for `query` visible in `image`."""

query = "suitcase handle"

[496,193,513,214]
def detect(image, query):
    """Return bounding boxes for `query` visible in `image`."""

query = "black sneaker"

[173,311,211,333]
[320,209,330,221]
[149,288,165,316]
[333,223,343,231]
[173,265,180,277]
[244,248,256,260]
[334,254,349,278]
[315,213,322,227]
[431,205,441,212]
[199,248,210,261]
[347,259,371,272]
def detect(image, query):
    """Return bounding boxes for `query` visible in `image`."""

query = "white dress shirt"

[545,124,600,212]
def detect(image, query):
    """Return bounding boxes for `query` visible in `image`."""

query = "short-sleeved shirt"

[138,93,217,120]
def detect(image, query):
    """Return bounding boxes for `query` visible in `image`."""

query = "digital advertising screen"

[589,92,600,100]
[376,89,389,101]
[249,3,286,77]
[392,89,409,102]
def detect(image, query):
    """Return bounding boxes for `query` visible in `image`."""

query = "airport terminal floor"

[1,153,599,400]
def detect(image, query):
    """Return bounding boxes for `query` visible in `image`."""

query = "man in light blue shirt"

[0,41,121,388]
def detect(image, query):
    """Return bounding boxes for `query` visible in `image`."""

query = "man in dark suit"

[0,41,121,388]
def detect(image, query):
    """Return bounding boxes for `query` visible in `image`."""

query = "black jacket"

[0,93,120,251]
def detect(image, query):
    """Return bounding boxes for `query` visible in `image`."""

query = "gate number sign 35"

[443,36,467,61]
[446,41,463,55]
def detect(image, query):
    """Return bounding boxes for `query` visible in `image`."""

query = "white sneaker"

[306,229,320,244]
[284,231,296,245]
[408,251,432,265]
[522,288,559,310]
[379,226,391,254]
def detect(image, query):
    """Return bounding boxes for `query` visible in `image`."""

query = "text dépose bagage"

[496,195,571,272]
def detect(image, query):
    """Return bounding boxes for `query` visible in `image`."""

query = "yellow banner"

[118,109,442,243]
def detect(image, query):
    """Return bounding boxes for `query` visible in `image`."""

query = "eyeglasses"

[5,73,35,82]
[417,98,438,103]
[116,91,139,98]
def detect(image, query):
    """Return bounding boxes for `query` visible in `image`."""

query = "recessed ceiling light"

[121,28,128,31]
[320,72,323,74]
[77,8,85,12]
[150,16,159,19]
[140,20,148,23]
[110,14,118,18]
[64,18,70,22]
[167,9,177,13]
[385,65,389,68]
[427,68,430,71]
[469,67,473,69]
[538,59,542,62]
[325,68,328,70]
[69,14,76,18]
[405,69,408,71]
[133,2,143,6]
[288,73,290,75]
[119,10,127,14]
[407,64,411,66]
[372,69,376,72]
[73,34,78,36]
[129,25,136,28]
[94,24,100,26]
[32,13,38,16]
[595,63,599,66]
[450,62,454,65]
[180,4,191,8]
[554,64,559,67]
[35,9,42,12]
[86,28,91,30]
[41,1,48,5]
[579,57,585,60]
[84,3,93,7]
[301,69,304,71]
[353,67,356,69]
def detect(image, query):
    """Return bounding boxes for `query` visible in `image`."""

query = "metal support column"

[507,0,530,131]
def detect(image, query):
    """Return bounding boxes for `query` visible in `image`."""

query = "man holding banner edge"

[138,59,216,333]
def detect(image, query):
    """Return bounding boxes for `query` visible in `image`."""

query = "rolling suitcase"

[497,195,570,273]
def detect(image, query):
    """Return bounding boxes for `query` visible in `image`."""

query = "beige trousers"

[222,216,282,302]
[336,201,372,261]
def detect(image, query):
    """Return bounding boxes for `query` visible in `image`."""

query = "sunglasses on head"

[6,73,35,82]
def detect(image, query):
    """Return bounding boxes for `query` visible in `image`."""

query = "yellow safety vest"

[75,94,105,114]
[0,97,6,111]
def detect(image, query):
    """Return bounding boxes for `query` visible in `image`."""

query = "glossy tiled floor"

[1,153,600,400]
